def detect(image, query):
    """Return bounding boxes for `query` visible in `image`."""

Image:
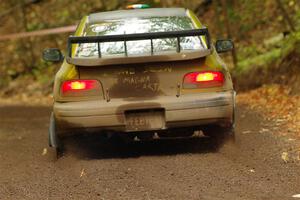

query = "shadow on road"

[62,134,228,160]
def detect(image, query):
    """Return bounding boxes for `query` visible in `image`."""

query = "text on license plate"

[125,110,165,131]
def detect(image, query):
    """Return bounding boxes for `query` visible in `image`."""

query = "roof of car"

[88,8,187,24]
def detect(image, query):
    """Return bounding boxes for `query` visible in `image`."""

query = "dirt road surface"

[0,104,299,200]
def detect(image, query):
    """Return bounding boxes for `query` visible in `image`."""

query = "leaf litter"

[238,84,300,163]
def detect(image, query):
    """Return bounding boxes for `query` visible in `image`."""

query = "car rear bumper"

[54,91,235,133]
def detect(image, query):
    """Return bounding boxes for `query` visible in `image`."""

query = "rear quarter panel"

[53,16,88,101]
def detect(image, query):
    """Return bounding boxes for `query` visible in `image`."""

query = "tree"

[275,0,296,32]
[212,0,223,38]
[221,0,238,68]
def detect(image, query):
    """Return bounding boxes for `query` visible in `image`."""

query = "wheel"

[55,146,64,158]
[49,112,64,159]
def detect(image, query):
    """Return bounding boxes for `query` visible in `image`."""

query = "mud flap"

[227,90,236,142]
[49,112,59,148]
[232,90,236,129]
[49,112,64,158]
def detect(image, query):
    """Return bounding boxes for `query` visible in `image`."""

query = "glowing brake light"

[61,80,102,98]
[196,72,215,82]
[69,81,86,90]
[62,80,97,93]
[183,71,224,88]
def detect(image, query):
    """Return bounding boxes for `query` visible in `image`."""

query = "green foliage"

[236,31,300,74]
[0,0,300,93]
[237,49,282,73]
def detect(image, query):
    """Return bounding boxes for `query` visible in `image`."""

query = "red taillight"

[61,80,101,97]
[62,80,97,93]
[183,71,224,88]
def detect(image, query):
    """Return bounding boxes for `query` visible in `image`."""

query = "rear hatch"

[72,12,216,100]
[78,57,210,99]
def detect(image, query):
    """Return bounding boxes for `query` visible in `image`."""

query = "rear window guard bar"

[67,28,211,58]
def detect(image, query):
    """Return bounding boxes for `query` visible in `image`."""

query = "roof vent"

[126,4,150,9]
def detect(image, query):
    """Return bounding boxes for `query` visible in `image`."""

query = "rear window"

[76,16,207,58]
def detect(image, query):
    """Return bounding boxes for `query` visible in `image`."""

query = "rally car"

[43,5,235,156]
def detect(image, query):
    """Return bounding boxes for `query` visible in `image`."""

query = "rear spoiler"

[66,28,212,66]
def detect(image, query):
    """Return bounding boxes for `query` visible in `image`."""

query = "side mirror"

[42,48,64,62]
[215,40,234,53]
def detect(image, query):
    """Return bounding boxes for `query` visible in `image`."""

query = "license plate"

[125,110,165,131]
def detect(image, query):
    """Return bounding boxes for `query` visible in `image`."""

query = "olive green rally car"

[43,7,236,155]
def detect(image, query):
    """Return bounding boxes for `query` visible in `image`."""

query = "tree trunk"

[275,0,295,32]
[20,0,36,74]
[213,0,223,38]
[221,0,238,68]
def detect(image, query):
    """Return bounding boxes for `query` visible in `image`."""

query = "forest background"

[0,0,299,101]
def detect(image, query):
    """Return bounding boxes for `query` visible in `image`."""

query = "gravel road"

[0,105,299,200]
